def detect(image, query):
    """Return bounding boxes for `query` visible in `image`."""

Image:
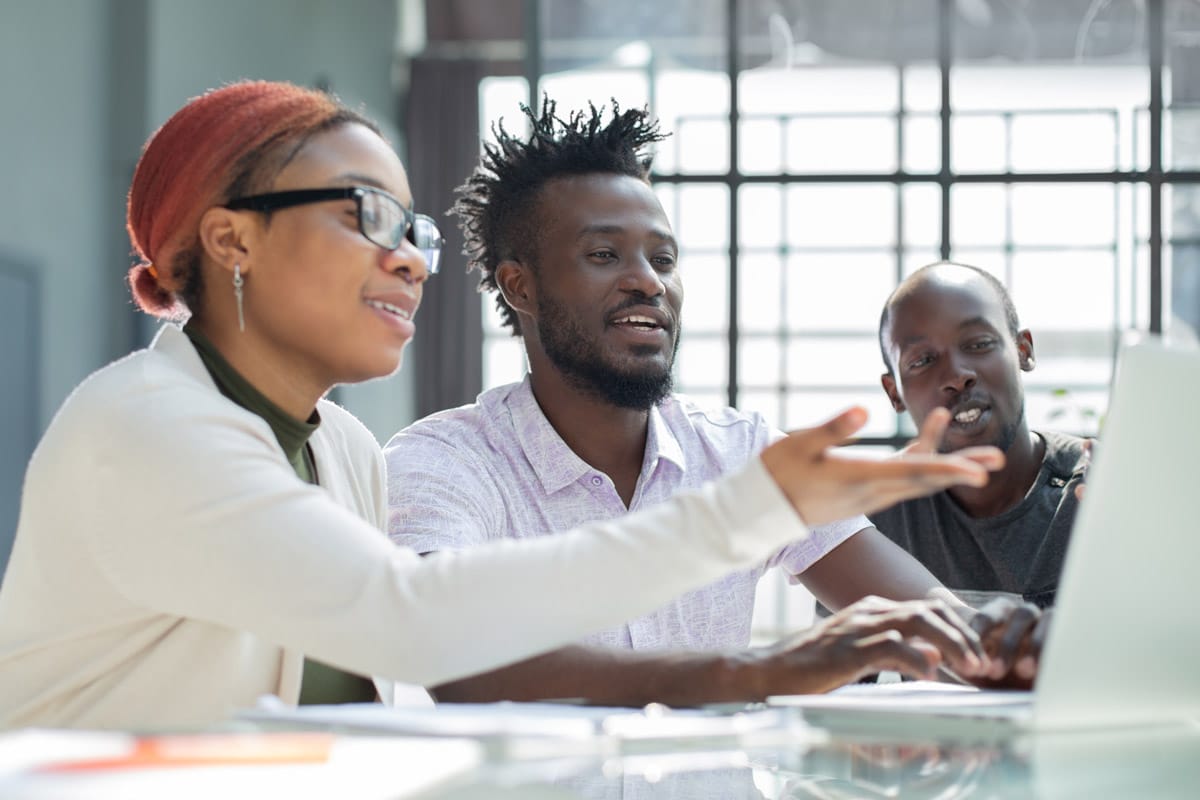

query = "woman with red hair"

[0,81,999,729]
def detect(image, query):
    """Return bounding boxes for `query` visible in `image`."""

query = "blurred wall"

[0,0,415,574]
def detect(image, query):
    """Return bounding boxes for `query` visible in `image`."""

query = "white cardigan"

[0,325,808,729]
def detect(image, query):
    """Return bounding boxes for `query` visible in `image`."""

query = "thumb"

[909,407,951,454]
[784,406,869,454]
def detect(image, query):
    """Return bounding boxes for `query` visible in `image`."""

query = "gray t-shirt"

[867,430,1088,610]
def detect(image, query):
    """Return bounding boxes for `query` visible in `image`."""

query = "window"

[477,0,1198,639]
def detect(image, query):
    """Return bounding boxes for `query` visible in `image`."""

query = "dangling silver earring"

[233,263,245,333]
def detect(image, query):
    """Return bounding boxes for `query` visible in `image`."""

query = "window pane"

[784,116,897,173]
[1167,1,1200,170]
[902,114,940,173]
[541,69,649,113]
[482,337,526,391]
[479,76,528,140]
[738,390,783,432]
[739,185,783,249]
[739,116,784,174]
[902,184,941,248]
[740,67,899,115]
[679,252,728,335]
[950,184,1007,246]
[738,336,782,387]
[1010,112,1119,172]
[950,65,1148,173]
[673,115,729,175]
[1168,184,1200,343]
[1011,250,1117,331]
[1026,388,1107,438]
[738,252,783,333]
[1166,107,1200,171]
[786,185,895,247]
[655,71,730,174]
[783,391,896,437]
[785,252,894,331]
[1011,184,1116,246]
[952,114,1008,172]
[675,337,726,392]
[786,337,886,388]
[673,184,729,250]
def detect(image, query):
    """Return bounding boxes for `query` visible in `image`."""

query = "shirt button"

[590,475,604,487]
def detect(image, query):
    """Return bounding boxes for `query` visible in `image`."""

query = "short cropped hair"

[879,261,1021,374]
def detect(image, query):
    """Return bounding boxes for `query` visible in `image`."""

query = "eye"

[965,338,998,352]
[651,253,677,269]
[907,353,934,371]
[589,249,618,262]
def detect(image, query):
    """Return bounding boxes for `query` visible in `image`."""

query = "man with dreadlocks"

[383,101,1043,705]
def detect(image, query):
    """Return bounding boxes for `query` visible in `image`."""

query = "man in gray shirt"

[873,261,1089,611]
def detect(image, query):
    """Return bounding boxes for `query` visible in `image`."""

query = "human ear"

[1017,329,1036,371]
[881,373,906,413]
[198,206,256,278]
[495,259,535,318]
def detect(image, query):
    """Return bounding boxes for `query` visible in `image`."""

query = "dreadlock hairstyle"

[453,98,668,335]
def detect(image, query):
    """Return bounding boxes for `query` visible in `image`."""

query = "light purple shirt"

[384,377,868,651]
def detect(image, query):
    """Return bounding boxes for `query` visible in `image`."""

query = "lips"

[364,287,419,322]
[946,397,991,432]
[606,304,672,334]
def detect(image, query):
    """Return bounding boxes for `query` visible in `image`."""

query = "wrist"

[710,649,772,703]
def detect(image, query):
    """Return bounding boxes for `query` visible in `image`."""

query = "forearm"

[799,526,959,612]
[432,644,765,707]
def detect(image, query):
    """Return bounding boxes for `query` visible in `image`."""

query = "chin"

[341,350,407,385]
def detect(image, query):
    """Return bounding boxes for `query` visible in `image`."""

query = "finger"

[785,406,869,451]
[988,604,1039,680]
[952,445,1006,472]
[852,603,987,676]
[852,631,941,681]
[967,596,1016,638]
[829,451,992,489]
[909,407,951,454]
[1017,610,1053,680]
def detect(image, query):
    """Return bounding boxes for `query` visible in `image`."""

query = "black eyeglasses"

[225,186,443,273]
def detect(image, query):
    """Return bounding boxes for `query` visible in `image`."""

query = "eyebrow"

[576,224,678,249]
[329,173,413,207]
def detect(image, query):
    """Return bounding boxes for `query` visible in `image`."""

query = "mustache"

[605,297,676,332]
[946,392,989,414]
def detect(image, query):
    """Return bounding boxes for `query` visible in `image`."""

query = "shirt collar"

[506,375,686,495]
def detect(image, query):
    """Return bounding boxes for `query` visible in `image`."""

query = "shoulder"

[867,494,939,542]
[659,394,775,452]
[1037,429,1090,479]
[315,398,382,460]
[383,383,521,480]
[52,345,241,445]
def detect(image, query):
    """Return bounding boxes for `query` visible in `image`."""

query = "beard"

[535,291,678,410]
[994,402,1025,454]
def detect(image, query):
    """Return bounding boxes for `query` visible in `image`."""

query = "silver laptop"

[770,337,1200,733]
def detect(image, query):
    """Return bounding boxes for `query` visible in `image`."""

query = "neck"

[526,353,651,503]
[189,315,327,422]
[948,425,1044,518]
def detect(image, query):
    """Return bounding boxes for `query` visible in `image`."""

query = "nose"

[618,254,665,298]
[941,352,977,395]
[382,237,429,286]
